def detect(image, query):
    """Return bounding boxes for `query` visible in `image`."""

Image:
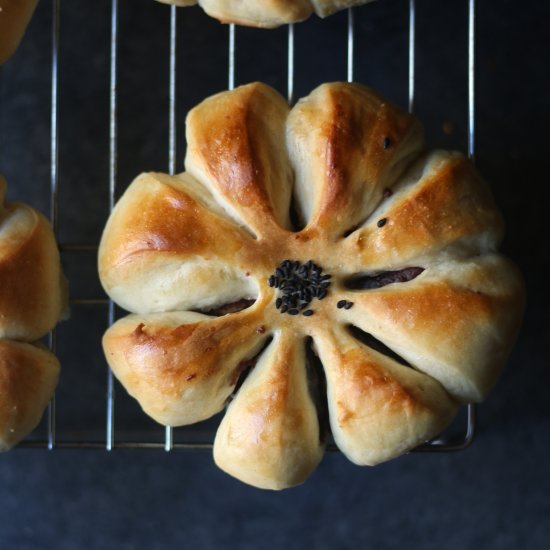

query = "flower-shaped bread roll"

[99,82,524,489]
[0,176,68,450]
[155,0,374,28]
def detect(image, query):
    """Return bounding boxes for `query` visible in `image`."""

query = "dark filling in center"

[345,266,424,290]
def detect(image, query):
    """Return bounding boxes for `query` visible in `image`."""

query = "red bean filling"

[199,298,255,317]
[346,266,424,290]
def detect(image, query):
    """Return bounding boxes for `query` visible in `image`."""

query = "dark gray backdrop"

[0,0,548,548]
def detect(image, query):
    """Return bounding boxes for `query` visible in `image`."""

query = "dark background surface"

[1,0,549,548]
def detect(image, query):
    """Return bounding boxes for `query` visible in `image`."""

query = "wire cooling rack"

[12,0,476,452]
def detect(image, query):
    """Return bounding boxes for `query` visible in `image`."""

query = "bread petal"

[340,151,505,273]
[103,308,270,426]
[340,255,525,402]
[313,325,457,466]
[98,171,264,314]
[287,82,423,238]
[185,83,293,236]
[214,331,324,489]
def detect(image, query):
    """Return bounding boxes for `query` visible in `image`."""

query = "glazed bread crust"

[0,176,68,450]
[155,0,373,28]
[0,0,38,64]
[100,82,524,489]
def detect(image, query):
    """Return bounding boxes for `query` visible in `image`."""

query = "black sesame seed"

[377,218,387,228]
[344,301,354,310]
[383,187,393,198]
[383,137,391,149]
[303,309,314,317]
[270,259,333,314]
[337,300,347,309]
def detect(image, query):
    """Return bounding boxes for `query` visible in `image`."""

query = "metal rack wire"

[18,0,476,451]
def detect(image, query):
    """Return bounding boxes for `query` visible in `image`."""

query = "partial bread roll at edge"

[154,0,373,28]
[0,0,38,64]
[0,340,60,451]
[0,176,69,341]
[0,176,68,450]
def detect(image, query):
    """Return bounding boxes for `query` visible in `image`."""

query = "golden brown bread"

[99,82,525,489]
[103,309,268,426]
[154,0,373,28]
[0,176,68,450]
[0,0,38,64]
[0,340,60,451]
[0,176,68,341]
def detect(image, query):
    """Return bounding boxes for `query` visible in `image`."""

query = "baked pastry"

[0,175,68,450]
[99,82,524,489]
[154,0,374,28]
[0,0,38,65]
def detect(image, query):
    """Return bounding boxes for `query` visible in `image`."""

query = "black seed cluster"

[268,259,331,316]
[337,300,354,310]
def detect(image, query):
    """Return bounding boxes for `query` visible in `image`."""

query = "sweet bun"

[0,176,68,450]
[154,0,373,28]
[0,340,59,451]
[99,82,524,489]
